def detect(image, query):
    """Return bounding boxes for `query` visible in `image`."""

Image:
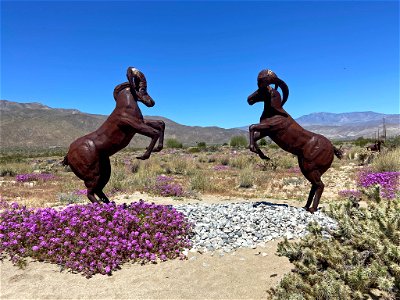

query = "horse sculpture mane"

[248,69,343,213]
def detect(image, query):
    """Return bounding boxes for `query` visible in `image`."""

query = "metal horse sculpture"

[248,69,343,213]
[63,67,165,203]
[366,140,384,152]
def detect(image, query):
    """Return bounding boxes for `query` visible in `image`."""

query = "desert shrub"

[128,160,164,191]
[166,156,195,175]
[58,192,82,205]
[230,136,247,148]
[108,166,128,192]
[229,155,252,170]
[274,154,297,170]
[259,138,268,146]
[271,197,400,299]
[0,168,17,177]
[385,136,400,149]
[219,155,230,166]
[0,163,34,177]
[0,147,67,164]
[238,168,254,188]
[196,141,207,149]
[190,171,215,192]
[207,145,220,152]
[166,138,183,149]
[353,136,374,147]
[0,201,192,277]
[129,160,141,173]
[187,147,201,153]
[372,148,400,172]
[268,143,279,149]
[207,156,216,163]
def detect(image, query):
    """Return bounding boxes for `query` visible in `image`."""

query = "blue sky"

[1,1,399,128]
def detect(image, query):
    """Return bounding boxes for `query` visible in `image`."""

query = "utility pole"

[383,117,387,141]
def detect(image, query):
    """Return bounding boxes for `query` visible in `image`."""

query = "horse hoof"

[306,207,316,214]
[136,155,150,160]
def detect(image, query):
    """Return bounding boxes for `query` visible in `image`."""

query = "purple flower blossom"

[0,200,192,277]
[15,173,56,182]
[147,175,184,197]
[357,170,400,199]
[74,189,87,196]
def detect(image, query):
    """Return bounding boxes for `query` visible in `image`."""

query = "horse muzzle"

[247,89,261,105]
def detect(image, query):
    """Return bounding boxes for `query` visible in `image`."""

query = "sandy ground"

[1,240,292,300]
[1,193,297,300]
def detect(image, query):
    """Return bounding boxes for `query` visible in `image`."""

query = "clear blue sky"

[1,1,399,128]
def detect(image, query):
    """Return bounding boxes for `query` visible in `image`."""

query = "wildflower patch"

[0,200,192,277]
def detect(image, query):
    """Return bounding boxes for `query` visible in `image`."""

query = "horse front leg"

[136,124,161,160]
[249,124,270,160]
[144,119,165,152]
[118,118,161,160]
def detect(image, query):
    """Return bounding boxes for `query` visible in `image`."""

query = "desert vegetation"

[1,137,399,296]
[0,141,363,207]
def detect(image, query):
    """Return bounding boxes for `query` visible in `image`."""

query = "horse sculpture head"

[247,69,289,107]
[126,67,155,107]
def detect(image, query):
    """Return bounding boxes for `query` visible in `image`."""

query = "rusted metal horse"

[63,67,165,203]
[366,140,384,152]
[248,69,343,213]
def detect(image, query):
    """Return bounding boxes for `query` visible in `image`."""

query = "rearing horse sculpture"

[248,69,343,213]
[63,67,165,203]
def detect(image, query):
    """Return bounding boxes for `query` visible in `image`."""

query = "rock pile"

[175,202,337,252]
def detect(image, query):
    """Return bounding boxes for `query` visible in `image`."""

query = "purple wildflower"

[0,200,192,277]
[357,170,400,199]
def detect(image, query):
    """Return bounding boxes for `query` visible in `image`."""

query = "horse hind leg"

[93,156,111,203]
[304,185,317,211]
[302,170,325,213]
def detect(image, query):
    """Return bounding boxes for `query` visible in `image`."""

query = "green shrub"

[229,155,251,169]
[353,136,374,147]
[187,147,200,153]
[166,138,183,149]
[230,136,248,148]
[268,143,279,149]
[196,141,207,148]
[270,197,400,299]
[190,171,215,192]
[275,154,297,169]
[238,168,254,188]
[259,138,268,146]
[385,136,400,149]
[219,156,230,166]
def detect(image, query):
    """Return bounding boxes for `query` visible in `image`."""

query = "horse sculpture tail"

[62,156,69,166]
[333,146,343,160]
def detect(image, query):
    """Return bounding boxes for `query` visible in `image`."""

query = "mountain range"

[0,100,399,148]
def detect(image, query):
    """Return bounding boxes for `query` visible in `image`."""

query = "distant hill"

[295,111,399,126]
[238,111,399,140]
[0,100,246,148]
[1,100,399,149]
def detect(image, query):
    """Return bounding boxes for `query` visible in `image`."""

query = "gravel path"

[175,201,337,253]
